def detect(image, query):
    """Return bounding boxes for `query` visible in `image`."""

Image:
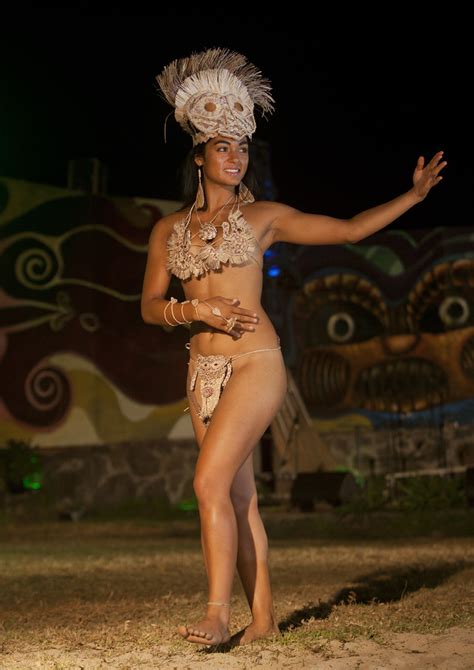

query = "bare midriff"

[183,259,279,358]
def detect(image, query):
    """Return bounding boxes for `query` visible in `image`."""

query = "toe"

[187,632,214,645]
[177,624,190,638]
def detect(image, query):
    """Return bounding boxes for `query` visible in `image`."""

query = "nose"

[226,153,241,166]
[383,333,419,356]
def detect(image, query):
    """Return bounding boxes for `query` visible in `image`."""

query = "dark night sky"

[1,11,471,228]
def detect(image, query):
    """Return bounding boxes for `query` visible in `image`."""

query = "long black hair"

[176,137,263,212]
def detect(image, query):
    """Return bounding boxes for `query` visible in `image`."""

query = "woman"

[141,48,446,647]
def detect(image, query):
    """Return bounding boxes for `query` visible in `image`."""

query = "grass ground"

[0,503,473,668]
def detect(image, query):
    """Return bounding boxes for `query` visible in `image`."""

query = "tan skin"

[141,136,446,646]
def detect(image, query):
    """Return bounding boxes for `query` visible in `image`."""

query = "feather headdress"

[155,47,275,145]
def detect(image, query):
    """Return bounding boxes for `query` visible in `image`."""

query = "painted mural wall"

[283,227,474,427]
[0,177,192,449]
[1,177,473,471]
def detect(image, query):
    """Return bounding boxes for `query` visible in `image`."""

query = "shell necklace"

[195,193,237,242]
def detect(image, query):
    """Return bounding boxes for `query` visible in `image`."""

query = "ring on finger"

[226,317,237,332]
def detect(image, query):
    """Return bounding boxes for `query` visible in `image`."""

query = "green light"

[22,472,43,491]
[178,498,198,512]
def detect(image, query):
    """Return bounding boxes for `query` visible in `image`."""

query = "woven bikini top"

[166,201,263,281]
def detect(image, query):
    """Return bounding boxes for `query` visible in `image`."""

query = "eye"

[303,301,384,346]
[204,101,217,112]
[327,312,355,343]
[438,296,469,327]
[234,101,244,112]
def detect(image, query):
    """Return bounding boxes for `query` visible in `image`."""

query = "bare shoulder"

[243,200,292,227]
[148,207,188,243]
[241,200,295,250]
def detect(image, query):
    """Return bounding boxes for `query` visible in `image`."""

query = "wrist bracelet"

[163,299,176,327]
[180,300,193,324]
[169,297,186,325]
[191,298,201,321]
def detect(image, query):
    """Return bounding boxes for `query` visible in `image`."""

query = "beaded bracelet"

[180,300,193,324]
[163,299,176,326]
[169,297,187,325]
[164,297,200,327]
[191,298,201,320]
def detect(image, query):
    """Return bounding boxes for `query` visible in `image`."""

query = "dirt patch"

[0,511,473,668]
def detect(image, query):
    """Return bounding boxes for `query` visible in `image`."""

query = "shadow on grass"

[278,558,472,632]
[174,558,473,654]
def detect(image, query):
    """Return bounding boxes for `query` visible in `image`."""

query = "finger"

[431,160,447,180]
[433,162,447,178]
[430,151,444,166]
[230,317,254,332]
[233,313,259,324]
[234,308,259,318]
[229,325,242,338]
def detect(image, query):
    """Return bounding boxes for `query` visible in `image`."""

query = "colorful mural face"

[288,229,474,429]
[0,177,191,447]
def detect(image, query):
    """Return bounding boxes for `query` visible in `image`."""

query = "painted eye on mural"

[438,296,470,327]
[327,312,355,343]
[305,303,384,346]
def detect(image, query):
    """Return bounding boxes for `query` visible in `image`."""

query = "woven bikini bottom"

[184,339,281,425]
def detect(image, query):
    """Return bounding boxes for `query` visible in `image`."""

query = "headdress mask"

[155,47,275,147]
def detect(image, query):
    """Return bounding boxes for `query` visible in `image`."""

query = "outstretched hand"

[412,150,447,200]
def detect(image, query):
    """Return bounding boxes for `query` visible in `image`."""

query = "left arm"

[271,151,447,245]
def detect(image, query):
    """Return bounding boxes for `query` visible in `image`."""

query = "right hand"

[197,296,259,338]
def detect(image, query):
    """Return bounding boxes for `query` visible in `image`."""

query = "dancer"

[141,47,446,647]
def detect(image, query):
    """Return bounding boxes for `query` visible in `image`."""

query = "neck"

[199,183,237,213]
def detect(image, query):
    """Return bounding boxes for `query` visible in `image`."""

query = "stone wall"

[323,422,474,475]
[5,423,473,519]
[38,439,199,517]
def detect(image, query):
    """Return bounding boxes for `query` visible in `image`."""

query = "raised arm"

[271,151,447,246]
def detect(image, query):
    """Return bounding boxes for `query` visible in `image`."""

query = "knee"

[193,473,228,504]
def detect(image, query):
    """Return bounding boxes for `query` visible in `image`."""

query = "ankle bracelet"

[207,601,230,607]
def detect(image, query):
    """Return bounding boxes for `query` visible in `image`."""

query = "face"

[196,135,249,187]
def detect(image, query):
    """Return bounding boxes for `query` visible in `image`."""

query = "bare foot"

[237,620,281,645]
[177,615,231,646]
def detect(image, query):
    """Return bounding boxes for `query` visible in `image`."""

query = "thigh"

[188,357,258,501]
[194,349,287,492]
[186,357,208,448]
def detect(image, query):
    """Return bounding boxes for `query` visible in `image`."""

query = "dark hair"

[176,137,263,212]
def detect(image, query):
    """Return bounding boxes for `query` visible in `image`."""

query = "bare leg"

[177,350,287,646]
[230,453,281,644]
